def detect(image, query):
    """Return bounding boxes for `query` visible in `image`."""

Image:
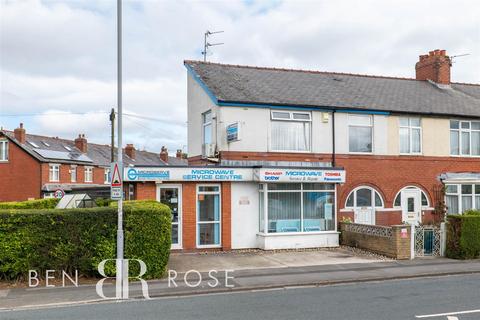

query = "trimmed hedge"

[0,198,59,209]
[0,201,171,280]
[446,211,480,259]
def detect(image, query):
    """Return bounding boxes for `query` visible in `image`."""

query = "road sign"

[111,162,123,200]
[53,189,65,199]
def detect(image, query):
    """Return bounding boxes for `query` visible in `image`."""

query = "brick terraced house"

[123,49,480,252]
[0,125,186,201]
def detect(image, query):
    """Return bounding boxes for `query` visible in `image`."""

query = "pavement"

[1,248,480,311]
[2,273,480,319]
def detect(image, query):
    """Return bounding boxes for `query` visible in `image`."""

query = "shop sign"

[255,168,345,183]
[124,167,252,182]
[226,122,241,143]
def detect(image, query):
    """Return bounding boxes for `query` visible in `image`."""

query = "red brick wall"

[0,141,41,201]
[40,163,107,185]
[134,181,232,251]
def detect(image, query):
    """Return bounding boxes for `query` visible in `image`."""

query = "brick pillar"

[182,183,197,250]
[392,225,412,260]
[221,182,232,250]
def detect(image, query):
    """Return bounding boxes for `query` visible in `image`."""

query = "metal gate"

[414,225,444,257]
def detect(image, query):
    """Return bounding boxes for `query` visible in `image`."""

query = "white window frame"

[84,166,93,183]
[49,164,60,182]
[259,183,337,234]
[393,186,430,209]
[104,168,111,184]
[445,183,480,214]
[269,110,312,153]
[0,140,8,161]
[196,184,222,248]
[202,110,213,157]
[157,184,183,249]
[450,120,480,157]
[399,117,422,155]
[348,114,374,154]
[70,165,77,182]
[345,186,384,209]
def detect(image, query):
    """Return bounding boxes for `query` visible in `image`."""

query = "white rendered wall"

[187,73,217,157]
[257,232,339,250]
[230,182,259,249]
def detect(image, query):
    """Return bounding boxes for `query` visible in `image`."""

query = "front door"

[401,189,421,225]
[158,185,182,249]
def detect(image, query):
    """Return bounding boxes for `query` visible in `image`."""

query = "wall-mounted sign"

[124,167,253,182]
[226,122,241,143]
[254,168,345,183]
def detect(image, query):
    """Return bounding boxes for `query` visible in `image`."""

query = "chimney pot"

[415,49,451,85]
[176,149,183,158]
[14,123,26,144]
[160,146,168,163]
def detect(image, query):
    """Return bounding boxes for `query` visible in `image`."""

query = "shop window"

[394,186,429,207]
[270,111,311,152]
[445,184,480,214]
[348,114,373,153]
[345,186,384,209]
[0,140,8,161]
[450,120,480,156]
[259,183,335,233]
[399,117,422,154]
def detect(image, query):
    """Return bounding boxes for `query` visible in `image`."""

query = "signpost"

[110,162,122,200]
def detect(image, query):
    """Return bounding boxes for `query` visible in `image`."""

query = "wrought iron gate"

[414,225,443,257]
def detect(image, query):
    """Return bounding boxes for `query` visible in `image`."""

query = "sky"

[1,0,479,154]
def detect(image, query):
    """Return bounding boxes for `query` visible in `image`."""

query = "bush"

[0,201,171,281]
[94,197,114,207]
[446,214,480,259]
[0,198,59,209]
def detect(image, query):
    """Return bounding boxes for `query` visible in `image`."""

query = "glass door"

[158,185,182,249]
[197,185,221,247]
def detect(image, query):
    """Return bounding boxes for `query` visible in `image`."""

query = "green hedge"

[0,198,59,209]
[0,201,171,280]
[446,211,480,259]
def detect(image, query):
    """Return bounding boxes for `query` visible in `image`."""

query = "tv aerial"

[450,53,470,66]
[202,30,224,62]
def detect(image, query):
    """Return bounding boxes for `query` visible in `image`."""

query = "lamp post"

[116,0,125,298]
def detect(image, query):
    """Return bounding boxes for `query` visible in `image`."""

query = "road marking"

[416,309,480,318]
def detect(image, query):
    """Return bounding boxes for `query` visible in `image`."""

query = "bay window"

[445,184,480,214]
[259,183,335,233]
[399,117,422,154]
[0,140,8,161]
[450,120,480,156]
[349,114,373,153]
[270,111,311,152]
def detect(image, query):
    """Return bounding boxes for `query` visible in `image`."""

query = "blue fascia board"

[184,63,219,105]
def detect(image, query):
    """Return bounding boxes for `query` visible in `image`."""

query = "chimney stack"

[160,146,168,163]
[125,144,136,160]
[415,49,451,85]
[176,149,183,159]
[74,134,88,153]
[14,123,26,144]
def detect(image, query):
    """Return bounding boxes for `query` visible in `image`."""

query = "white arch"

[393,186,430,208]
[345,186,384,209]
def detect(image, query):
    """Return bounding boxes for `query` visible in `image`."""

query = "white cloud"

[1,0,479,154]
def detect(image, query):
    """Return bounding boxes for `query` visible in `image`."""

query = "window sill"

[257,231,339,237]
[268,150,312,153]
[0,160,9,163]
[196,244,222,249]
[348,152,373,155]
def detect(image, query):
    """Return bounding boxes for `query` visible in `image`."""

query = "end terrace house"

[124,49,480,252]
[0,124,185,201]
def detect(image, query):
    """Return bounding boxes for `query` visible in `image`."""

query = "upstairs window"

[450,120,480,156]
[399,117,422,154]
[0,140,8,161]
[85,167,93,183]
[202,110,212,157]
[49,164,60,182]
[70,166,77,182]
[104,168,111,184]
[270,111,311,152]
[348,115,373,153]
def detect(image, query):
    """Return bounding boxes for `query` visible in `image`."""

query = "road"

[1,274,480,320]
